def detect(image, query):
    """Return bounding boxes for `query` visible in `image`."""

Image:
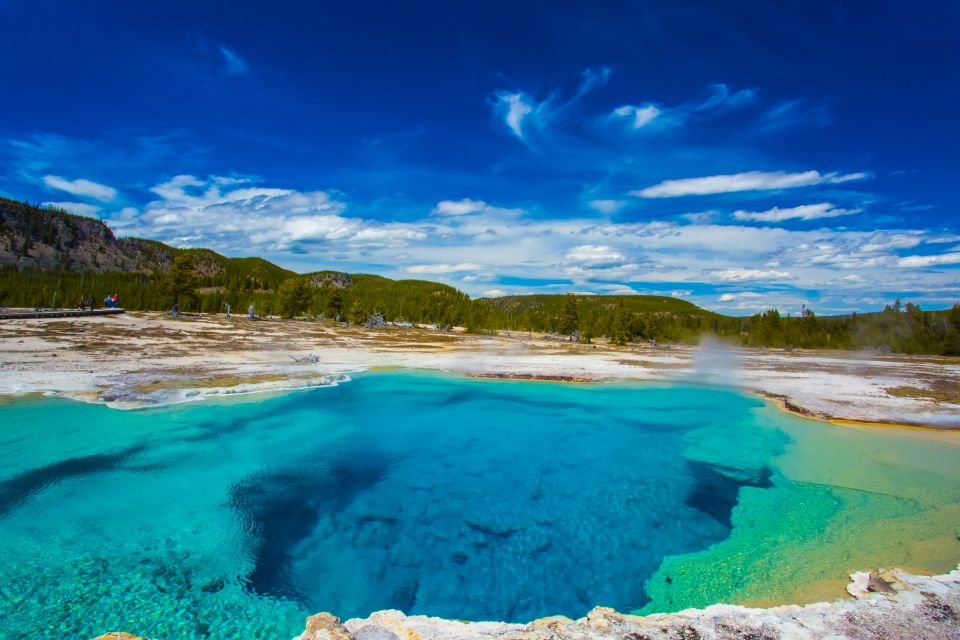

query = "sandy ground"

[1,311,959,428]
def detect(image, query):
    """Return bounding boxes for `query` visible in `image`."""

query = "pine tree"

[277,277,313,319]
[159,254,198,311]
[560,293,579,336]
[349,298,366,324]
[327,287,344,320]
[611,302,631,345]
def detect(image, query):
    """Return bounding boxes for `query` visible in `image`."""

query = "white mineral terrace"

[1,311,958,429]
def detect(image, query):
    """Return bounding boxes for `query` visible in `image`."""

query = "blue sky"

[1,1,958,314]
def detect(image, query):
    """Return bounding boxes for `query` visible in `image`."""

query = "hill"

[474,293,714,341]
[0,197,299,285]
[0,197,174,272]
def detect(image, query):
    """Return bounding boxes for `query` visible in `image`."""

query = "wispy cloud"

[493,67,611,142]
[42,175,117,201]
[610,83,757,132]
[898,252,960,267]
[572,67,613,100]
[632,170,869,198]
[732,202,862,222]
[757,100,833,131]
[586,199,626,214]
[219,46,249,76]
[711,268,794,282]
[407,262,483,274]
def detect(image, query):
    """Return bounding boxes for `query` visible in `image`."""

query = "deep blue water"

[0,371,785,638]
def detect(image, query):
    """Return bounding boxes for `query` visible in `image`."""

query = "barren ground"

[0,311,958,429]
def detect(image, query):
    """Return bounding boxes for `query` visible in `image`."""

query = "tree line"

[1,261,958,356]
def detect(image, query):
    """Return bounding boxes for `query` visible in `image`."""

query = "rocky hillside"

[0,198,298,289]
[0,197,177,273]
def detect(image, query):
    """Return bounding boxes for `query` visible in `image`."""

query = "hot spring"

[0,371,957,639]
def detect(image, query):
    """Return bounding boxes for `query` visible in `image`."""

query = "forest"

[2,264,958,356]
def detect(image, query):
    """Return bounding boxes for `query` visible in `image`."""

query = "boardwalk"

[0,308,125,320]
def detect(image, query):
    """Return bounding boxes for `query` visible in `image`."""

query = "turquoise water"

[0,371,957,639]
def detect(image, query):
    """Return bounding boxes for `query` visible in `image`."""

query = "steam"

[448,334,531,375]
[689,335,743,387]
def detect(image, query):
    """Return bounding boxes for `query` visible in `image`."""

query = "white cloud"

[632,170,869,198]
[612,104,661,129]
[43,175,117,201]
[102,206,138,229]
[924,235,960,244]
[719,292,763,302]
[42,201,102,217]
[406,263,483,274]
[732,202,862,222]
[482,289,506,297]
[565,244,628,267]
[220,46,249,76]
[898,253,960,267]
[433,199,491,216]
[431,198,524,222]
[586,199,627,214]
[127,175,427,253]
[495,92,534,138]
[712,268,793,282]
[590,284,636,295]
